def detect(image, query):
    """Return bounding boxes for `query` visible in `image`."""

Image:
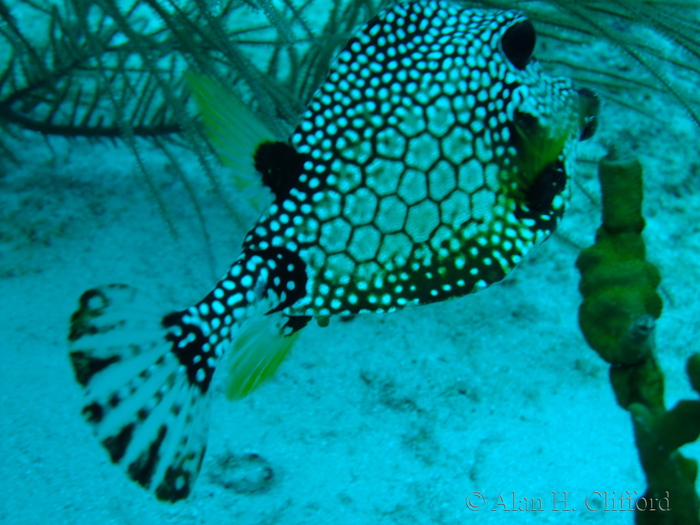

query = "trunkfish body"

[68,0,598,501]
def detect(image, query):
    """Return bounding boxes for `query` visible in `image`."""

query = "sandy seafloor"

[3,3,700,525]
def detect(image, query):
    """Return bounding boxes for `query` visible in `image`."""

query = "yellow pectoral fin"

[183,72,277,205]
[223,316,301,400]
[513,119,568,189]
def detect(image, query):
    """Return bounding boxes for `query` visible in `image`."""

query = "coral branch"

[576,149,700,524]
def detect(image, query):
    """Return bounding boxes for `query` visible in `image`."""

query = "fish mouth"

[508,110,566,183]
[506,87,599,213]
[509,86,600,182]
[576,87,600,141]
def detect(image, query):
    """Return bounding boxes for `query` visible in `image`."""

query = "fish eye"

[501,20,536,70]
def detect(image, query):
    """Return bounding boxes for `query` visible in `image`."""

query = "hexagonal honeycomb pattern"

[398,169,427,205]
[376,196,407,234]
[440,191,471,229]
[405,200,439,243]
[366,159,405,197]
[348,225,382,262]
[344,188,378,226]
[240,1,581,317]
[428,160,456,201]
[319,217,352,254]
[377,232,413,267]
[406,133,440,172]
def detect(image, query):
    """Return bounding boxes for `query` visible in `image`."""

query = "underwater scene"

[2,0,700,523]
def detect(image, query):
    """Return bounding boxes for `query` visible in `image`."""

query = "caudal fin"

[68,284,214,501]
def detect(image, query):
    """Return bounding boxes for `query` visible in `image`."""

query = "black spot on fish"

[69,287,129,341]
[254,141,308,200]
[282,315,311,334]
[506,114,567,221]
[103,423,136,463]
[70,351,121,386]
[68,292,103,341]
[154,449,204,502]
[252,247,308,313]
[128,425,168,487]
[83,402,104,423]
[108,393,121,408]
[137,408,149,421]
[522,159,566,214]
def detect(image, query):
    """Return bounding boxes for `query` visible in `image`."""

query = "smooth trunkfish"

[68,0,598,501]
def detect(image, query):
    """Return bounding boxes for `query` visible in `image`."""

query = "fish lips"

[576,87,600,141]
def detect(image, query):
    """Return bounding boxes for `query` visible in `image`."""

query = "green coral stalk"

[577,152,662,366]
[576,149,700,524]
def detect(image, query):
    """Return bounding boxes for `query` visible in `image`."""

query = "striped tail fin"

[67,250,307,500]
[68,284,215,501]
